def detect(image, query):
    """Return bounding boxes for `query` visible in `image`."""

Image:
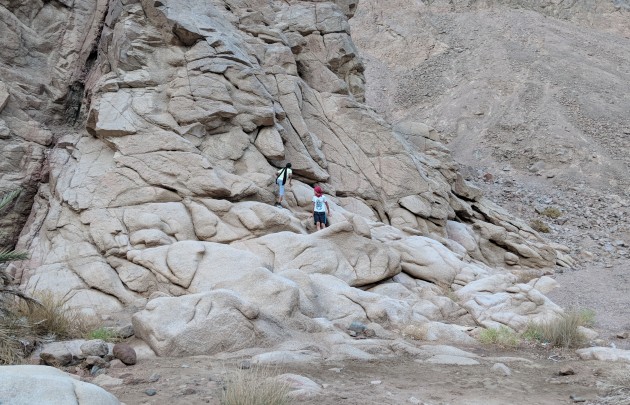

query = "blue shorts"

[276,177,285,196]
[314,211,326,225]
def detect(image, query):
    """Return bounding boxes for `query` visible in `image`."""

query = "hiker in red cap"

[312,186,330,231]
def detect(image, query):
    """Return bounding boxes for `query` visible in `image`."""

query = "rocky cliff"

[1,0,572,357]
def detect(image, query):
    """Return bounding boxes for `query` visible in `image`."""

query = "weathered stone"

[113,343,137,365]
[40,342,75,367]
[277,373,323,398]
[92,374,124,387]
[492,363,512,376]
[0,365,120,404]
[255,126,285,159]
[81,340,109,357]
[132,290,281,356]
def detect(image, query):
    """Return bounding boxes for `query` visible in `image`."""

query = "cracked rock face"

[2,0,570,356]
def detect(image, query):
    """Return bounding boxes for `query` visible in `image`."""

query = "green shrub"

[523,311,587,348]
[478,326,521,348]
[222,366,292,405]
[541,207,562,219]
[87,327,121,342]
[530,219,550,233]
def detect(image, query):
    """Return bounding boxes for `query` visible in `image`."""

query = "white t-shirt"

[277,168,292,183]
[312,195,327,212]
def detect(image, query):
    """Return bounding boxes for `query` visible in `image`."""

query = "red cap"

[314,186,323,196]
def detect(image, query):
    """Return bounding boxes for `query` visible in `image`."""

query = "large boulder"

[0,365,120,405]
[132,290,288,356]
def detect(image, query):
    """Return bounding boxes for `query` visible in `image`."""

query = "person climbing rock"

[312,186,330,231]
[275,163,292,207]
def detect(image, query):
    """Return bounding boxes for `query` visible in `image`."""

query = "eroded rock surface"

[1,0,572,357]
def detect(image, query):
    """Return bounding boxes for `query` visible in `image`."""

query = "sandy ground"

[95,218,630,405]
[548,259,630,351]
[100,345,629,405]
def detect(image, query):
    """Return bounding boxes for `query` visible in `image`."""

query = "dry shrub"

[541,207,562,219]
[0,316,29,365]
[597,369,630,405]
[478,326,521,348]
[523,311,587,348]
[0,292,97,364]
[222,365,292,405]
[578,308,596,328]
[19,292,95,340]
[530,219,550,233]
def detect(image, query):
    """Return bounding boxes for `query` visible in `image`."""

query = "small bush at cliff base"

[222,366,291,405]
[478,326,521,348]
[0,316,30,365]
[541,206,562,219]
[530,219,551,233]
[19,292,95,340]
[578,308,596,327]
[86,327,121,342]
[523,311,587,348]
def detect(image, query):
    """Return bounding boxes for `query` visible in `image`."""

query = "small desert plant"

[221,365,292,405]
[1,189,29,303]
[596,369,630,405]
[19,292,95,340]
[478,326,521,348]
[86,327,121,342]
[541,206,562,219]
[523,311,587,348]
[0,316,30,365]
[578,308,596,328]
[0,189,32,364]
[530,219,550,233]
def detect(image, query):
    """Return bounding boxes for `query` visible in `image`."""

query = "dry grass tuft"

[530,219,551,233]
[0,317,29,365]
[221,365,292,405]
[478,326,521,348]
[0,292,97,364]
[541,206,563,219]
[19,292,95,340]
[523,311,587,348]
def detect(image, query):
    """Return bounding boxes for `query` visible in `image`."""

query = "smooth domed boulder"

[0,365,120,404]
